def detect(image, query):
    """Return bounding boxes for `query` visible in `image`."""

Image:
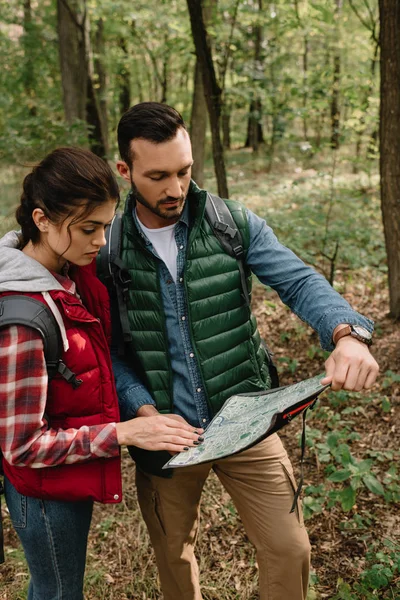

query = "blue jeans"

[4,477,93,600]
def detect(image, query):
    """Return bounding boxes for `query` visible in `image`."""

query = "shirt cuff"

[89,423,120,458]
[319,309,374,351]
[119,386,156,420]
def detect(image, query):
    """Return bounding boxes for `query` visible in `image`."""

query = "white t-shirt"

[137,215,178,282]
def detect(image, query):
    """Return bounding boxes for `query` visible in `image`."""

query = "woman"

[0,147,201,600]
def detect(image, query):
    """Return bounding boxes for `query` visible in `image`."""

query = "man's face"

[117,127,193,229]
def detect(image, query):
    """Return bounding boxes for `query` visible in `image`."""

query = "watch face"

[352,325,372,340]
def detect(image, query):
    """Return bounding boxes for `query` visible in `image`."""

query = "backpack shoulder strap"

[0,295,62,380]
[205,192,250,307]
[99,211,124,288]
[97,212,132,352]
[0,295,81,387]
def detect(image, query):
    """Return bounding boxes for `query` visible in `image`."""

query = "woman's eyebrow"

[81,219,113,225]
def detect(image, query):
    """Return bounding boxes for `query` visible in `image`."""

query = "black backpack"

[98,192,279,388]
[0,295,82,388]
[0,295,82,564]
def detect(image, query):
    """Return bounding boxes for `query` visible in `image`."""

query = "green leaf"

[340,486,356,511]
[362,474,385,496]
[328,469,351,482]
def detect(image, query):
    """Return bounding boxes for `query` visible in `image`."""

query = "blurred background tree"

[0,0,398,317]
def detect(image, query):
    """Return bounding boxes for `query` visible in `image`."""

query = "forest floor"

[0,149,399,599]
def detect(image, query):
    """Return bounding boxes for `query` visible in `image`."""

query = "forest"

[0,0,399,598]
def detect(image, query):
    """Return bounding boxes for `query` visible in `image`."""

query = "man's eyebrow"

[143,162,194,177]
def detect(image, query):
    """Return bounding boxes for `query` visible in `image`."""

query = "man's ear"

[116,161,131,183]
[31,208,49,232]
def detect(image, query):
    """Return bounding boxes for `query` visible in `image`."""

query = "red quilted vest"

[3,265,122,503]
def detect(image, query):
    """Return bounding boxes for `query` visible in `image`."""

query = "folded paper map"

[164,373,329,469]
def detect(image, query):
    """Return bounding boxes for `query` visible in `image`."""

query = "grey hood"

[0,231,64,293]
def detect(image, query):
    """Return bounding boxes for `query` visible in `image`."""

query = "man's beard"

[130,178,186,222]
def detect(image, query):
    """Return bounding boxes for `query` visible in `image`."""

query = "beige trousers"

[136,433,311,600]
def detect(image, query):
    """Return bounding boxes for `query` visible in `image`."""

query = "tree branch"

[348,0,379,44]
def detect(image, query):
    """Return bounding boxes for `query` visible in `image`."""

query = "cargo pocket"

[280,460,304,527]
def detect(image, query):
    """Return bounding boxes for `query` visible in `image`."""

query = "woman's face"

[43,199,117,269]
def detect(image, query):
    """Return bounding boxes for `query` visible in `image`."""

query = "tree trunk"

[330,0,342,150]
[186,0,228,198]
[190,0,214,187]
[84,11,106,157]
[23,0,36,116]
[86,76,107,158]
[222,105,231,150]
[57,0,87,122]
[161,33,169,104]
[379,0,400,318]
[118,37,131,114]
[245,0,264,151]
[302,35,309,141]
[190,58,208,187]
[94,18,109,155]
[245,98,264,149]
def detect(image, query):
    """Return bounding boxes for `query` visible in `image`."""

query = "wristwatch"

[333,325,372,346]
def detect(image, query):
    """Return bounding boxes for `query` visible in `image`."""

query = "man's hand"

[321,337,379,391]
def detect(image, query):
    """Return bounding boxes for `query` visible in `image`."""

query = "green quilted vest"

[121,182,271,417]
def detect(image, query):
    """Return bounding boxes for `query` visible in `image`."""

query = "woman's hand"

[115,415,204,452]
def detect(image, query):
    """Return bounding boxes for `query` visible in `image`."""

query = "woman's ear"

[31,208,49,233]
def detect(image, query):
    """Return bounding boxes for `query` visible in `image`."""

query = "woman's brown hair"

[16,147,120,248]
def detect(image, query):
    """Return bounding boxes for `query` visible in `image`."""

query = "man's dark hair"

[117,102,187,167]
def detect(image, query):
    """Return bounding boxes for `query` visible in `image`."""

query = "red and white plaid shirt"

[0,272,119,469]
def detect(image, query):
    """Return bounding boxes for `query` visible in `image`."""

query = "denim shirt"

[112,202,373,429]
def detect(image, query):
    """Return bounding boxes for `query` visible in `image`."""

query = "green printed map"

[164,374,329,469]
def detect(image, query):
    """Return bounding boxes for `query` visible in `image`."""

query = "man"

[111,102,379,600]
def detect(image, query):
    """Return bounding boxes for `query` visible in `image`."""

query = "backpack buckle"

[213,221,237,239]
[232,244,244,258]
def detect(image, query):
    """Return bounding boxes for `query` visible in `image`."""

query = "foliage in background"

[0,0,379,162]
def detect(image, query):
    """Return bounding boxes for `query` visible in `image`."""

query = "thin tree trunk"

[245,0,264,151]
[330,0,342,149]
[187,0,228,198]
[222,105,231,149]
[190,0,214,187]
[190,58,208,187]
[118,37,131,114]
[161,33,169,103]
[23,0,36,116]
[84,11,106,157]
[94,18,109,155]
[302,36,309,140]
[379,0,400,318]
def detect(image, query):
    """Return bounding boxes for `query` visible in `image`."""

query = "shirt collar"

[50,267,76,294]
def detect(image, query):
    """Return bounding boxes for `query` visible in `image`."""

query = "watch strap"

[333,324,372,346]
[333,325,352,345]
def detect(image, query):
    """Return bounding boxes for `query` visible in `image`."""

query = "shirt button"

[182,316,186,321]
[179,245,184,250]
[197,387,202,393]
[202,418,207,423]
[189,353,194,358]
[113,494,119,500]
